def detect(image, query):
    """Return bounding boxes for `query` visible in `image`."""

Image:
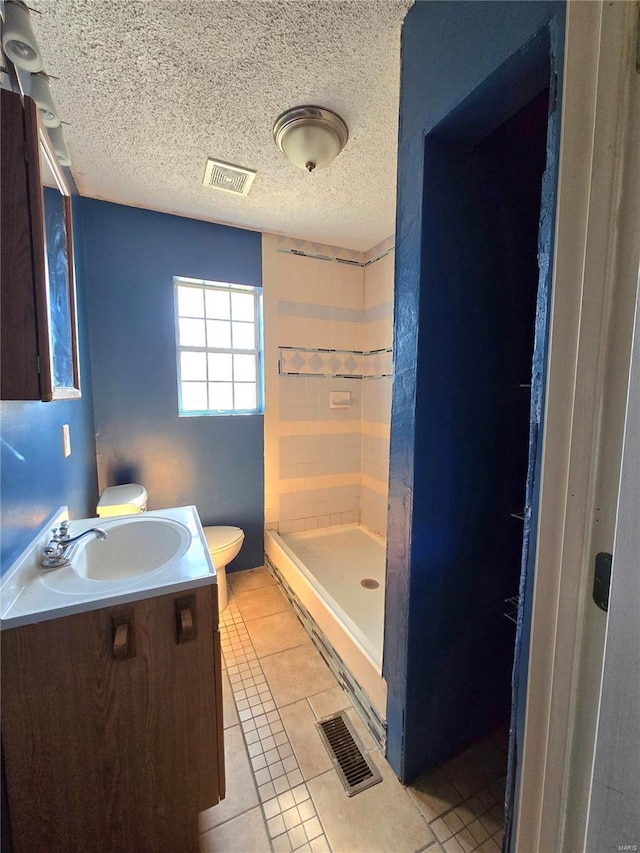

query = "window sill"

[178,410,264,418]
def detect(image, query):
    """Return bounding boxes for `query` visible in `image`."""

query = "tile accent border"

[220,595,331,852]
[276,235,394,268]
[265,555,387,753]
[363,236,395,266]
[363,348,393,378]
[279,347,393,379]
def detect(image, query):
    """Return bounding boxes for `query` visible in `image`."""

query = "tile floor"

[199,567,507,853]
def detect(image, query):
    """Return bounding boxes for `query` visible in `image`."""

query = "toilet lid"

[97,483,147,509]
[204,525,244,554]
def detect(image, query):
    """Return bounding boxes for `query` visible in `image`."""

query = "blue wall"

[385,0,564,792]
[76,198,264,571]
[0,208,98,574]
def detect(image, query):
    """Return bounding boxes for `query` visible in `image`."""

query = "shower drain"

[361,578,379,590]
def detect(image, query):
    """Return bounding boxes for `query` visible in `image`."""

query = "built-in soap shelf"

[504,596,520,624]
[330,390,351,408]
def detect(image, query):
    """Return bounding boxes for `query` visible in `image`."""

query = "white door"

[516,2,640,850]
[585,280,640,851]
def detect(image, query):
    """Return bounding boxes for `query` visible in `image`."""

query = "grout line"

[221,575,507,853]
[197,749,262,836]
[250,639,314,662]
[217,591,334,853]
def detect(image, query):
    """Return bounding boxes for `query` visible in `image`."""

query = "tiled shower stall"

[263,234,395,537]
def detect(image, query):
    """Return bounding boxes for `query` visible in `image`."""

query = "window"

[174,277,262,415]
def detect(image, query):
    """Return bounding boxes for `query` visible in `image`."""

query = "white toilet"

[96,483,148,517]
[202,525,245,612]
[96,484,244,611]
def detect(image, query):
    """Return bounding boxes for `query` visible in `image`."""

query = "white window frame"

[174,276,263,416]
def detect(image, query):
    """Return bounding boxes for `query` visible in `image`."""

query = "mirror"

[35,121,80,400]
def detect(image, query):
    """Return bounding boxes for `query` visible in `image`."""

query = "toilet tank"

[96,484,148,518]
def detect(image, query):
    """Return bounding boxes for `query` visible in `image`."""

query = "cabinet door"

[0,88,41,399]
[0,88,81,401]
[1,586,221,853]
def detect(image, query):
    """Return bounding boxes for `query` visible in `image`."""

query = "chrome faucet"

[41,521,107,569]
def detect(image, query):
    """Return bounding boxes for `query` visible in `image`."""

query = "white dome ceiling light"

[273,106,348,173]
[2,0,43,72]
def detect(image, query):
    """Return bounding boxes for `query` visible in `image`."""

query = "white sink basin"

[72,517,191,581]
[39,514,193,595]
[1,506,216,630]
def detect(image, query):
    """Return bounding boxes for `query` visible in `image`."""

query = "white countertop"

[1,505,216,630]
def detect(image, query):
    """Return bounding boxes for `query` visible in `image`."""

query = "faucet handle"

[58,521,70,540]
[42,541,64,562]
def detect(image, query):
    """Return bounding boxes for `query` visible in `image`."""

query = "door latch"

[593,552,612,612]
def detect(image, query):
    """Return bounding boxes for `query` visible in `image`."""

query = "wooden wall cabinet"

[1,585,225,853]
[1,87,81,401]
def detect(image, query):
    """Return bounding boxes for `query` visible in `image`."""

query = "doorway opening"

[403,86,552,840]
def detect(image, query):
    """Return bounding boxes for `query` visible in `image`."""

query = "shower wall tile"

[363,349,393,378]
[362,434,390,484]
[364,300,394,323]
[364,252,394,353]
[278,377,362,422]
[361,486,389,538]
[275,253,363,308]
[279,434,362,480]
[263,232,395,536]
[360,251,394,538]
[365,321,394,354]
[362,378,392,424]
[278,510,358,535]
[279,485,360,529]
[278,302,363,323]
[364,236,396,267]
[279,348,365,378]
[275,234,394,271]
[278,318,363,352]
[279,347,392,379]
[278,419,362,437]
[275,235,364,266]
[365,250,395,297]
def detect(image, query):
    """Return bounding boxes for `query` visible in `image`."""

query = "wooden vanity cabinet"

[1,584,225,853]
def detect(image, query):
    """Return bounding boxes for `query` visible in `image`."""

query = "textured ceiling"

[31,0,413,251]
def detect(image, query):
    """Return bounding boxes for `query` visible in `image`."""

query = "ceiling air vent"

[202,158,256,196]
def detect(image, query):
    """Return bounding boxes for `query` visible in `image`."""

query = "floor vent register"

[316,711,382,796]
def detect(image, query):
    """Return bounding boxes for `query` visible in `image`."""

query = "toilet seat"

[203,526,244,555]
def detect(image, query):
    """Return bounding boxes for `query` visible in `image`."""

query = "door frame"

[586,236,640,852]
[516,2,640,850]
